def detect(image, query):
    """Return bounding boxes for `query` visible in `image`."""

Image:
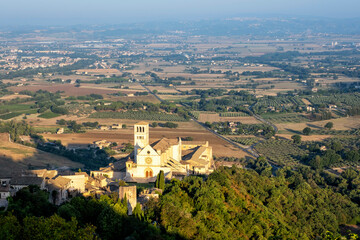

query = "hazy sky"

[1,0,360,25]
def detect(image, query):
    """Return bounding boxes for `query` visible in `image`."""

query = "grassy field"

[275,116,360,134]
[0,133,83,176]
[0,104,33,111]
[38,111,61,119]
[0,112,23,120]
[33,126,60,134]
[0,104,38,120]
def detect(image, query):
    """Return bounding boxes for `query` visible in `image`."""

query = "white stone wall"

[171,143,181,162]
[63,175,86,193]
[136,145,161,165]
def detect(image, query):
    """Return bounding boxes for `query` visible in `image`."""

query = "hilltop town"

[0,18,360,239]
[0,121,214,212]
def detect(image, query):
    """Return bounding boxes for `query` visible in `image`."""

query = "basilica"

[124,122,214,181]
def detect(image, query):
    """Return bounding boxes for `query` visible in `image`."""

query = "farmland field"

[38,111,61,119]
[255,139,308,166]
[197,113,260,124]
[276,116,360,133]
[89,111,187,122]
[306,92,360,108]
[10,84,120,96]
[0,112,23,120]
[261,113,309,123]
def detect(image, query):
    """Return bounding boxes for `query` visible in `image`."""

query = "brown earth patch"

[10,84,119,96]
[75,69,122,75]
[277,134,332,141]
[0,94,31,100]
[276,116,360,132]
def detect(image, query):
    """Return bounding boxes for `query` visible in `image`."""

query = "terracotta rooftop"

[181,146,209,166]
[43,170,58,179]
[49,176,71,188]
[151,137,179,152]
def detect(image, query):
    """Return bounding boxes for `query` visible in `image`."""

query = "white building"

[125,122,213,181]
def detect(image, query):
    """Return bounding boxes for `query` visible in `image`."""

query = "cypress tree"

[159,170,165,190]
[155,173,160,188]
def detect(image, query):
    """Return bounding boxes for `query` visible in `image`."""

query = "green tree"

[0,214,97,240]
[0,214,22,239]
[330,141,343,153]
[309,155,323,169]
[133,203,144,220]
[155,170,165,190]
[7,185,56,219]
[346,150,360,162]
[292,134,302,144]
[303,127,312,135]
[324,122,334,130]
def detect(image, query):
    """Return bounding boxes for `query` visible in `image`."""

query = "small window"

[147,150,150,154]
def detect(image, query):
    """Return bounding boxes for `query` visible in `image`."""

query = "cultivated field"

[75,69,122,75]
[198,113,260,124]
[277,134,332,142]
[276,116,360,133]
[10,84,120,96]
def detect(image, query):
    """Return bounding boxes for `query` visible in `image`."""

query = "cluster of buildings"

[0,55,80,71]
[0,168,108,208]
[93,122,214,182]
[98,123,123,130]
[0,122,214,213]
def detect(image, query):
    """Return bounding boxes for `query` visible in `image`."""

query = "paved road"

[248,104,278,132]
[140,83,163,102]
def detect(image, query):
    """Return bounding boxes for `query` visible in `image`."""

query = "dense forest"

[1,167,360,239]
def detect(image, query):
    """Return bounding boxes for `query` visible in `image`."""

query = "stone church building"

[125,122,213,181]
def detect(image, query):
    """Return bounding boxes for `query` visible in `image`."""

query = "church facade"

[125,122,213,181]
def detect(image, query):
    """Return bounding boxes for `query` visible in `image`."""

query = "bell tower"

[134,122,149,158]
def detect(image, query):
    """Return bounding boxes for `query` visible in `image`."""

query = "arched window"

[144,168,153,178]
